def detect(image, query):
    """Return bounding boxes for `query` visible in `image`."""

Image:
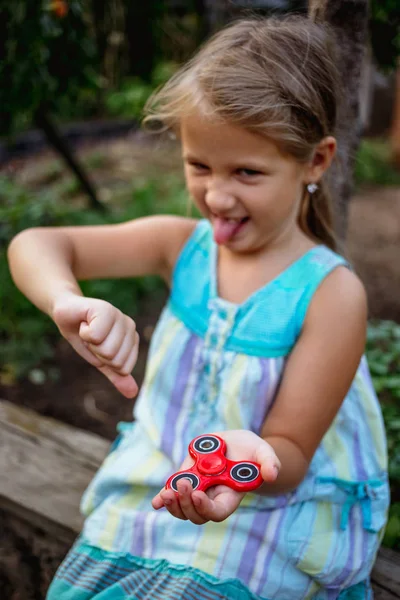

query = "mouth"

[211,215,250,244]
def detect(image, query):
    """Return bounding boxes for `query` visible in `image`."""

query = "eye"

[236,168,263,177]
[188,161,209,172]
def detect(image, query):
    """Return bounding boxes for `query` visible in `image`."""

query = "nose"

[205,184,236,215]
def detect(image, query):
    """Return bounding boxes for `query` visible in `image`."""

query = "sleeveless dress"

[47,220,389,600]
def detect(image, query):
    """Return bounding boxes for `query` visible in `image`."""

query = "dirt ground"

[2,134,400,440]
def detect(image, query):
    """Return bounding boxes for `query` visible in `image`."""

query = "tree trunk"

[203,0,234,32]
[308,0,369,241]
[124,2,164,82]
[34,107,104,211]
[391,60,400,170]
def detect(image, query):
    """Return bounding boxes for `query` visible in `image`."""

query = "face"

[181,114,315,255]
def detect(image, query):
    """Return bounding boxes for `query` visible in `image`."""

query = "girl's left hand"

[151,430,280,525]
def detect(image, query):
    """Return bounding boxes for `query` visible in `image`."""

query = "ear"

[304,136,337,184]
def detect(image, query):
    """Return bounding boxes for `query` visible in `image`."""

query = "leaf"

[383,513,400,549]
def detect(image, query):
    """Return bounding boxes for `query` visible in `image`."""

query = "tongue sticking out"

[213,217,244,245]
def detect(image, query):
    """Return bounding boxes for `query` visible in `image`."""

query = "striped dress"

[47,220,389,600]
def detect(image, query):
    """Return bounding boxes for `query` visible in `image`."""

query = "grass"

[354,139,400,187]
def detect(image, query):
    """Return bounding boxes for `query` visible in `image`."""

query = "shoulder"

[305,265,367,338]
[161,216,200,278]
[128,215,199,282]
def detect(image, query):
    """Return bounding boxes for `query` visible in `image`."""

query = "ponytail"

[298,181,337,251]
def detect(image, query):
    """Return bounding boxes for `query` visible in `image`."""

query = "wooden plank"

[372,547,400,598]
[1,510,70,599]
[373,586,400,600]
[0,400,110,543]
[0,400,109,467]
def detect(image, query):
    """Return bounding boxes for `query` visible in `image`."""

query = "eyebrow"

[183,154,267,170]
[183,154,205,163]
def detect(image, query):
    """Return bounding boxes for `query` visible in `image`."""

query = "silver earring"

[307,183,318,194]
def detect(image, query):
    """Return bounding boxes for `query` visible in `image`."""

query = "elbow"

[8,227,42,268]
[259,469,306,497]
[8,226,42,252]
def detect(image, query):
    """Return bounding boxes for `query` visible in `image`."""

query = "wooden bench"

[1,400,399,599]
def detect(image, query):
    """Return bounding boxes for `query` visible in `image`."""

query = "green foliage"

[1,178,62,378]
[0,0,98,135]
[366,320,400,549]
[370,0,400,70]
[354,140,400,188]
[384,503,400,549]
[104,78,153,120]
[0,172,187,380]
[104,62,178,120]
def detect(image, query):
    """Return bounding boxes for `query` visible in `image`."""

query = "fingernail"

[164,498,172,506]
[192,496,201,507]
[273,465,280,479]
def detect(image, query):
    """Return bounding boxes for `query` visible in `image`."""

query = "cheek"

[186,179,204,203]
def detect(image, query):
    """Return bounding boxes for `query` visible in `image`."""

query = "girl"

[8,16,389,600]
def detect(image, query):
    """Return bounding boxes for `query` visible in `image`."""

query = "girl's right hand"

[52,293,139,398]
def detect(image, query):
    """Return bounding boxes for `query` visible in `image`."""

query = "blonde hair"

[144,16,341,250]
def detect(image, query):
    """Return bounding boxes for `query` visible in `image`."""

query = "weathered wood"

[373,587,400,600]
[0,399,399,599]
[0,400,110,544]
[0,400,110,466]
[0,510,69,600]
[372,547,400,598]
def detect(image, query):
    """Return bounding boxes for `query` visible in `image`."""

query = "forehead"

[180,113,283,163]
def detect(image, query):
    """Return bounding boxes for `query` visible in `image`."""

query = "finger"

[107,329,135,371]
[67,336,138,399]
[53,297,91,331]
[152,490,165,510]
[153,455,197,510]
[176,479,208,525]
[192,489,243,522]
[115,331,140,376]
[85,315,126,360]
[159,489,187,520]
[89,320,138,375]
[98,365,138,398]
[254,441,281,482]
[68,336,104,368]
[191,491,216,519]
[79,307,117,346]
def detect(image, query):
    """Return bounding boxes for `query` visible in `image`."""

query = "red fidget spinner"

[165,434,264,494]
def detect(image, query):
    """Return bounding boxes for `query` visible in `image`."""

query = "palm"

[152,430,279,524]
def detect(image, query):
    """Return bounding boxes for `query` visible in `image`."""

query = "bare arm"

[259,266,368,494]
[8,215,197,397]
[8,227,81,316]
[7,215,197,316]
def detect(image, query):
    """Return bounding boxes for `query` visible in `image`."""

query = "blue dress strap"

[169,220,212,337]
[169,220,350,357]
[292,245,350,331]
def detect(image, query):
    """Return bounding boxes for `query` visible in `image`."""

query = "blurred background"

[1,0,400,557]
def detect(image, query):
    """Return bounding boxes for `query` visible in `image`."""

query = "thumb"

[79,321,91,340]
[98,365,139,399]
[255,440,281,482]
[79,318,104,344]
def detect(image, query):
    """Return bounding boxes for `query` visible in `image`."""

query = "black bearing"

[193,435,220,454]
[170,472,200,492]
[230,463,259,483]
